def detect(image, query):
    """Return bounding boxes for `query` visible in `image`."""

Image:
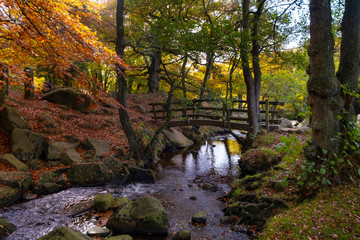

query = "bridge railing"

[149,99,284,131]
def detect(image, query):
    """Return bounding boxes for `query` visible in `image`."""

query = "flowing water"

[1,134,250,240]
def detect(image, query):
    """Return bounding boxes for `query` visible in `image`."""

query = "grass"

[259,182,360,240]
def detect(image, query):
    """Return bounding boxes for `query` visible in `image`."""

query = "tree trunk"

[307,0,343,155]
[181,53,188,98]
[199,51,214,99]
[336,0,360,124]
[24,67,34,99]
[0,64,8,105]
[116,0,143,160]
[240,0,261,142]
[228,56,239,100]
[147,50,161,94]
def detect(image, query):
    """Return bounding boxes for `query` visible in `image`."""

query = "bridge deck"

[167,119,279,131]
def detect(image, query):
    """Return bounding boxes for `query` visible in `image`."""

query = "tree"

[307,0,360,157]
[116,0,144,160]
[0,0,120,90]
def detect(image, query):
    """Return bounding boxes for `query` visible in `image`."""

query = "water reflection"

[157,136,241,180]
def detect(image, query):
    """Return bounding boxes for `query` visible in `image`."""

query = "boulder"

[0,153,28,171]
[94,193,114,212]
[239,148,280,175]
[106,235,133,240]
[86,226,111,237]
[106,202,136,233]
[107,196,169,235]
[61,148,82,165]
[101,157,128,183]
[0,217,16,239]
[37,227,92,240]
[163,128,193,149]
[202,183,218,192]
[173,230,191,240]
[191,211,207,224]
[0,186,20,208]
[279,118,294,128]
[2,105,29,133]
[298,118,310,128]
[130,196,169,234]
[33,170,67,194]
[0,171,32,192]
[82,138,110,157]
[46,141,65,161]
[134,104,148,114]
[111,197,130,209]
[11,128,46,161]
[42,88,96,112]
[65,200,94,217]
[128,167,156,183]
[57,141,80,150]
[68,162,110,186]
[41,182,60,194]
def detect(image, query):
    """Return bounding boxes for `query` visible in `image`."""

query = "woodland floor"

[0,90,166,181]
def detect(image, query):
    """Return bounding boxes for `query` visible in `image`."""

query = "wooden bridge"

[150,99,284,131]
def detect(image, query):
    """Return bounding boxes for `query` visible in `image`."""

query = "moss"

[0,218,16,238]
[259,148,278,163]
[94,193,114,212]
[253,133,276,148]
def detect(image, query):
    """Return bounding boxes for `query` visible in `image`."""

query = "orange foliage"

[0,0,124,86]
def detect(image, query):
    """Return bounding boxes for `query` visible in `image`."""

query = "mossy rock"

[0,186,20,208]
[173,230,191,240]
[0,171,32,192]
[107,196,169,235]
[239,148,280,175]
[106,202,137,233]
[42,87,96,113]
[46,141,65,161]
[130,196,169,234]
[37,227,92,240]
[191,211,207,224]
[252,133,276,148]
[11,128,46,161]
[0,217,16,239]
[111,196,130,209]
[0,153,28,171]
[128,167,156,183]
[163,128,193,149]
[68,162,110,186]
[106,235,133,240]
[94,193,114,212]
[82,138,110,157]
[101,157,128,184]
[2,105,29,133]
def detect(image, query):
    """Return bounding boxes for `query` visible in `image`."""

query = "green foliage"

[276,134,304,165]
[277,120,360,190]
[262,68,308,120]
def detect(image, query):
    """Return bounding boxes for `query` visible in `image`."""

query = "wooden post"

[265,99,270,131]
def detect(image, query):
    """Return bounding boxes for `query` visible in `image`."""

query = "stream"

[1,134,250,240]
